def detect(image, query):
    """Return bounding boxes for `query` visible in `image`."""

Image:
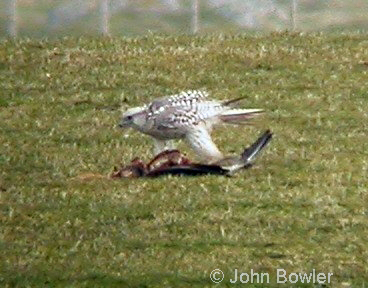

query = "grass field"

[1,32,368,287]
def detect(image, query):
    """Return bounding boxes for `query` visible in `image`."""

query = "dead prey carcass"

[111,130,272,178]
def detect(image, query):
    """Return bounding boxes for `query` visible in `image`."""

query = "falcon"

[119,90,263,162]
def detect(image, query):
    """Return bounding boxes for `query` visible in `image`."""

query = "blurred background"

[1,0,368,38]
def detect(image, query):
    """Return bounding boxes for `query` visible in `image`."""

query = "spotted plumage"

[119,90,263,162]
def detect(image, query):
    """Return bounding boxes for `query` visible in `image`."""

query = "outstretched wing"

[241,129,273,163]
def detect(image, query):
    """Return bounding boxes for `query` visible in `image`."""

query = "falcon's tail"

[219,96,263,124]
[219,108,264,124]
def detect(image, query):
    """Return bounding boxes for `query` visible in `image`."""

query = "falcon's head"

[119,107,147,129]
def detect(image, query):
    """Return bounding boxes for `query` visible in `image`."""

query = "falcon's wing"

[152,106,222,160]
[152,106,200,131]
[151,106,222,160]
[164,90,209,104]
[148,90,209,114]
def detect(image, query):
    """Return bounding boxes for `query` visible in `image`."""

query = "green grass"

[1,32,368,287]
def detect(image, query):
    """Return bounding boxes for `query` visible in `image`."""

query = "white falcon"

[119,90,263,162]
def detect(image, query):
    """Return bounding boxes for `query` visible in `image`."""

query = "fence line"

[100,0,110,35]
[192,0,199,34]
[290,0,297,31]
[7,0,368,37]
[4,0,300,37]
[5,0,299,37]
[6,0,17,37]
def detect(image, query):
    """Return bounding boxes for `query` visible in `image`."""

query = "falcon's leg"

[185,126,223,163]
[153,139,175,155]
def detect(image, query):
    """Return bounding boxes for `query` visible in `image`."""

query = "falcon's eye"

[126,115,133,121]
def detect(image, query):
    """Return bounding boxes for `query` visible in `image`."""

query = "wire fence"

[2,0,368,38]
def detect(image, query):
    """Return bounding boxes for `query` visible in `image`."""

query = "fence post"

[100,0,109,35]
[290,0,297,31]
[7,0,17,37]
[192,0,199,34]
